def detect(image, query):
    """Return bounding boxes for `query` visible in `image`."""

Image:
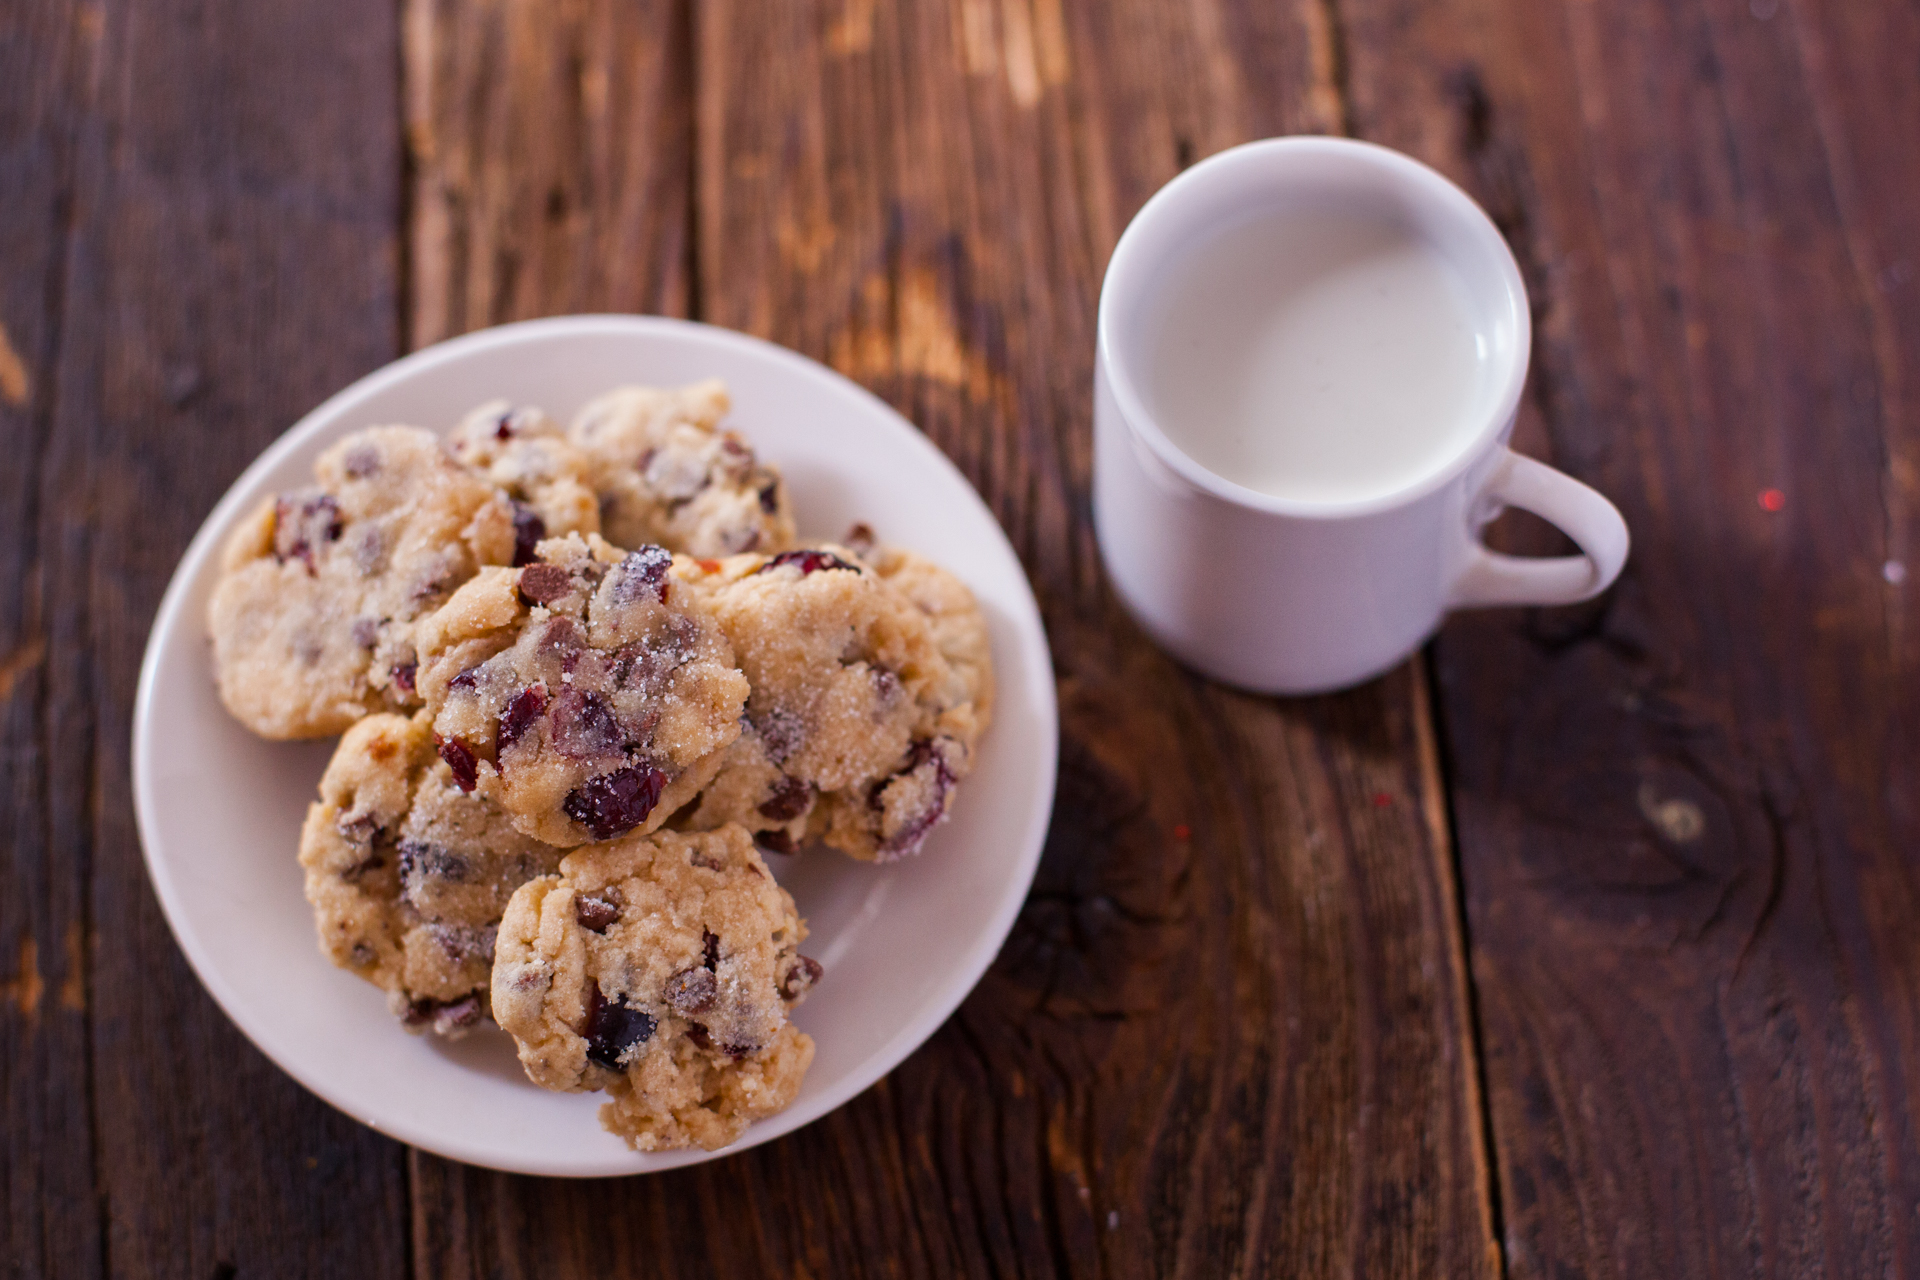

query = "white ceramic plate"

[132,315,1058,1176]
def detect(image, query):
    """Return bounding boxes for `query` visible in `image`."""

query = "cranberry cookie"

[446,400,602,566]
[678,547,987,861]
[415,532,749,847]
[567,381,797,558]
[298,711,564,1036]
[209,426,498,738]
[491,824,819,1151]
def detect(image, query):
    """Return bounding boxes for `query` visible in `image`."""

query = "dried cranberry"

[874,740,956,860]
[511,503,546,568]
[548,688,622,759]
[518,562,571,605]
[390,661,417,696]
[447,666,481,692]
[609,643,661,693]
[758,775,812,823]
[272,493,343,573]
[754,549,858,577]
[779,955,823,1000]
[493,410,516,440]
[435,735,480,792]
[498,683,548,750]
[562,763,667,840]
[611,546,673,605]
[350,617,380,648]
[664,966,717,1016]
[584,985,656,1069]
[574,893,621,933]
[341,444,382,478]
[871,666,902,703]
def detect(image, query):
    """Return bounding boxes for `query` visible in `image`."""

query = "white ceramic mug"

[1093,137,1629,694]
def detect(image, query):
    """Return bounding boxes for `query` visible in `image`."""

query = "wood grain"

[1,0,413,1274]
[1338,0,1920,1273]
[404,0,693,343]
[404,1,1495,1275]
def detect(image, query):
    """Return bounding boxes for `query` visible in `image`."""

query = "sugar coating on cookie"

[677,546,987,861]
[491,824,819,1151]
[298,711,564,1036]
[567,381,797,558]
[446,400,602,566]
[209,426,499,738]
[415,532,750,847]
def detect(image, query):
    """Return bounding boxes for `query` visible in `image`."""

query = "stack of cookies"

[207,383,994,1151]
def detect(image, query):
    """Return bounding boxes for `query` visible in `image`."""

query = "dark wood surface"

[1,0,1912,1275]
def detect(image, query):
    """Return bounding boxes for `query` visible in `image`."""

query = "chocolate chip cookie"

[414,532,750,847]
[491,824,819,1151]
[299,710,564,1036]
[446,400,602,566]
[567,381,797,558]
[677,546,987,861]
[209,426,499,738]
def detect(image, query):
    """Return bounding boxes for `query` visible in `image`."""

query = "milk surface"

[1140,208,1490,504]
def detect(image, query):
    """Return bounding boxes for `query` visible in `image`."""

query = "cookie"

[208,426,498,738]
[414,532,750,847]
[491,824,819,1151]
[298,711,564,1035]
[677,546,987,861]
[567,381,797,558]
[445,400,602,566]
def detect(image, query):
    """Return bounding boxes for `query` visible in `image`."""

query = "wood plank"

[0,4,99,1276]
[404,0,693,345]
[406,1,1496,1275]
[1337,0,1920,1273]
[4,0,412,1273]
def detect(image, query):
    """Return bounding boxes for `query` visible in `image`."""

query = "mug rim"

[1096,135,1533,520]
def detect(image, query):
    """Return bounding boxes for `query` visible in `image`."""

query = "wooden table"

[5,0,1915,1274]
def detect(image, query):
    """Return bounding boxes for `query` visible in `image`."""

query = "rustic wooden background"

[4,0,1916,1274]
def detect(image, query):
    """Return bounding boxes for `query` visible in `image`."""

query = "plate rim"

[131,313,1059,1176]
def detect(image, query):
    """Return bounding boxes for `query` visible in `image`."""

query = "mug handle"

[1447,448,1630,608]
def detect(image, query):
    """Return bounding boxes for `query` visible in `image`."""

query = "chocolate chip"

[432,996,483,1035]
[511,503,546,568]
[340,851,385,882]
[843,522,876,556]
[397,839,472,885]
[753,707,805,765]
[518,562,571,605]
[703,929,721,971]
[779,955,823,1000]
[574,893,621,933]
[349,942,377,967]
[562,763,667,840]
[498,682,548,750]
[758,775,813,823]
[390,661,417,696]
[759,481,782,515]
[686,1024,754,1058]
[871,666,902,704]
[584,985,656,1069]
[426,922,496,963]
[435,735,479,792]
[664,966,717,1015]
[754,549,859,577]
[757,828,796,855]
[494,410,516,440]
